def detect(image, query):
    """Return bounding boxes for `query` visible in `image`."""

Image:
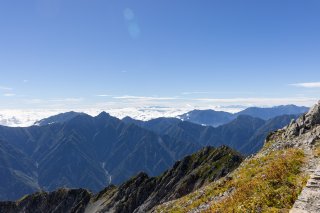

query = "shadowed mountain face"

[0,146,243,213]
[124,114,300,155]
[0,140,40,201]
[235,105,308,120]
[91,146,243,213]
[0,113,200,200]
[0,110,300,201]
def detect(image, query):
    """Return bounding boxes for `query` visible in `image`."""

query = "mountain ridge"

[0,106,307,201]
[0,146,243,213]
[178,104,308,127]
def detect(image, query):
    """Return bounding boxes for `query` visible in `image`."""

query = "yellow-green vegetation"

[156,147,307,213]
[314,141,320,158]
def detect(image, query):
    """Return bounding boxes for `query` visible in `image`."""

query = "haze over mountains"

[178,105,308,127]
[0,105,308,201]
[0,105,308,127]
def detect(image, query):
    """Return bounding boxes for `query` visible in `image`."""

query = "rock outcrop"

[278,101,320,213]
[234,100,320,212]
[0,189,91,213]
[284,100,320,144]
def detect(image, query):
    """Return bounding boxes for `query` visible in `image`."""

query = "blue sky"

[0,0,320,111]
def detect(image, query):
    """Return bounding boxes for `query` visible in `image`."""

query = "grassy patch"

[314,142,320,158]
[210,149,307,212]
[156,148,307,213]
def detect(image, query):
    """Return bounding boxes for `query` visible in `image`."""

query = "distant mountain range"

[0,105,307,200]
[178,105,308,127]
[123,114,300,154]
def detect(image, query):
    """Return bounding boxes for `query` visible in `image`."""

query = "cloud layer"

[291,82,320,88]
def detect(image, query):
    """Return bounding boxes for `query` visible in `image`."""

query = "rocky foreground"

[155,101,320,212]
[286,102,320,213]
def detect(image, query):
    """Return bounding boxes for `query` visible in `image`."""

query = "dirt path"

[290,147,320,213]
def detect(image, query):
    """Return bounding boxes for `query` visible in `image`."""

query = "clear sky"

[0,0,320,112]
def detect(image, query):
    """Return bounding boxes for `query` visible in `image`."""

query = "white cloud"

[24,99,43,104]
[181,91,256,96]
[3,93,16,97]
[0,86,13,91]
[181,91,210,95]
[1,92,318,127]
[1,96,313,127]
[95,94,111,97]
[23,98,83,105]
[290,82,320,88]
[113,95,179,101]
[48,98,83,103]
[193,97,317,106]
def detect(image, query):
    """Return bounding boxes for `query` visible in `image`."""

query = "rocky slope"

[155,101,320,212]
[284,101,320,213]
[0,189,91,213]
[0,146,243,213]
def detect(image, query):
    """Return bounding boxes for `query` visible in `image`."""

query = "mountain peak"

[34,111,85,126]
[96,111,110,119]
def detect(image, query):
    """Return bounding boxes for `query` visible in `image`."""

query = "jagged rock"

[287,101,320,137]
[282,101,320,147]
[286,121,300,136]
[304,101,320,127]
[0,189,91,213]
